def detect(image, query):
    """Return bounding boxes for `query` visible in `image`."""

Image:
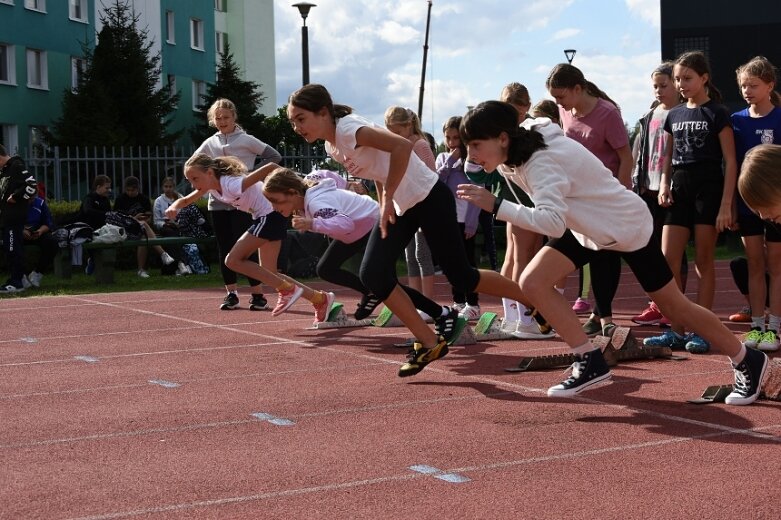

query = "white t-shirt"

[305,178,378,244]
[496,118,652,252]
[325,114,438,215]
[207,175,272,220]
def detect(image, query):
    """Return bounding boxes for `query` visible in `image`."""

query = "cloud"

[549,28,581,42]
[625,0,660,28]
[377,20,420,45]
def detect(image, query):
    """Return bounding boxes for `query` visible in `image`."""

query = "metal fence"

[20,144,331,201]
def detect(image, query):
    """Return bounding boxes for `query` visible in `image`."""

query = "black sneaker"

[355,293,381,320]
[220,292,240,310]
[725,347,769,405]
[547,348,612,397]
[434,306,460,342]
[398,336,449,377]
[249,294,268,311]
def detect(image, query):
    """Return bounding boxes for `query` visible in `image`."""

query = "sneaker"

[725,347,769,405]
[582,317,601,337]
[28,271,43,288]
[572,297,592,314]
[658,315,672,328]
[434,306,460,343]
[631,302,663,325]
[175,262,191,276]
[512,320,555,339]
[355,293,381,320]
[547,348,612,397]
[85,257,95,275]
[21,274,32,289]
[220,292,240,310]
[271,285,304,316]
[398,336,449,377]
[459,304,481,321]
[249,294,269,311]
[742,328,764,349]
[451,302,466,313]
[501,319,519,333]
[684,333,709,354]
[137,269,150,278]
[729,306,752,323]
[0,282,25,294]
[418,310,433,322]
[160,252,175,266]
[313,291,336,323]
[643,330,686,349]
[758,330,780,352]
[601,323,617,337]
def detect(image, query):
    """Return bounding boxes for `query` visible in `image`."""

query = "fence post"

[53,147,62,200]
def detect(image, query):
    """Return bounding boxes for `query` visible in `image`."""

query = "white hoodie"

[305,178,378,244]
[495,118,652,251]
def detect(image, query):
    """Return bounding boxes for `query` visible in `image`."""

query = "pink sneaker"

[631,302,663,325]
[313,291,336,323]
[659,315,671,328]
[271,285,304,316]
[572,297,592,314]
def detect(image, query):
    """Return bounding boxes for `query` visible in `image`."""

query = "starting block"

[312,302,375,329]
[505,326,685,372]
[689,358,781,404]
[471,312,516,341]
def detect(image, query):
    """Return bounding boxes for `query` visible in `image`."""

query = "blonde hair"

[185,153,246,178]
[384,106,424,136]
[206,98,238,128]
[531,99,560,123]
[263,167,309,196]
[738,144,781,210]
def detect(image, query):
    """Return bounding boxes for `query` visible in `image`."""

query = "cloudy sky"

[273,0,662,142]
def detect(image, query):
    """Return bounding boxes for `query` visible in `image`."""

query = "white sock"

[768,314,780,333]
[518,302,534,325]
[502,298,519,323]
[751,316,765,331]
[730,344,747,365]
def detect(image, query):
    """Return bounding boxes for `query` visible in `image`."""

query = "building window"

[0,43,16,84]
[673,36,710,59]
[0,1,16,6]
[166,10,175,44]
[26,48,47,89]
[192,80,206,111]
[214,0,225,12]
[69,0,86,21]
[24,0,45,12]
[167,74,178,107]
[190,18,204,51]
[1,124,19,155]
[215,31,227,57]
[29,125,49,157]
[71,57,85,92]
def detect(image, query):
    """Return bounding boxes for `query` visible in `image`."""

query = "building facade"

[660,0,781,114]
[0,0,276,154]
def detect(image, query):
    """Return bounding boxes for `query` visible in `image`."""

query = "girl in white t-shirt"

[166,154,336,324]
[286,84,550,377]
[456,100,768,405]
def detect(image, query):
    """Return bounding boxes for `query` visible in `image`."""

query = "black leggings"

[317,234,370,294]
[210,209,260,287]
[360,181,480,313]
[452,222,479,306]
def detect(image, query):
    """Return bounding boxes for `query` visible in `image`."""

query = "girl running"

[286,84,550,377]
[167,154,335,324]
[457,100,768,404]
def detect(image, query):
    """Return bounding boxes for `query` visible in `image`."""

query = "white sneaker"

[21,275,32,289]
[28,271,43,287]
[451,302,466,313]
[501,319,519,333]
[160,252,175,265]
[459,304,481,321]
[512,320,555,339]
[175,262,191,276]
[137,269,150,278]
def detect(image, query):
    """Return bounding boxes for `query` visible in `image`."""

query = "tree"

[48,0,180,147]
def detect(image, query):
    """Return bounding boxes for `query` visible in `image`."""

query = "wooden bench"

[55,236,216,284]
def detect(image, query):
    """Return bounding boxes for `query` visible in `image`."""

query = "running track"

[1,261,779,519]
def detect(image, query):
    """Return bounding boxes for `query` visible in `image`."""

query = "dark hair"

[288,84,353,120]
[0,144,6,156]
[531,99,560,124]
[736,56,781,107]
[460,101,547,167]
[123,176,140,189]
[443,116,467,159]
[423,132,437,154]
[545,63,619,109]
[674,51,723,103]
[93,174,111,190]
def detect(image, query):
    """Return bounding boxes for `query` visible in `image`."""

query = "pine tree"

[48,0,180,147]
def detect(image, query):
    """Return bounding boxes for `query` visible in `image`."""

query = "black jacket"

[79,191,112,229]
[0,156,37,226]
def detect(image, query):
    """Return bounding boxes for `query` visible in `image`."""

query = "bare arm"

[658,132,674,207]
[615,144,633,189]
[242,162,280,192]
[166,189,205,219]
[717,126,737,231]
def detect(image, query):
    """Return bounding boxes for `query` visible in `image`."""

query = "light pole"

[564,49,576,64]
[293,2,316,85]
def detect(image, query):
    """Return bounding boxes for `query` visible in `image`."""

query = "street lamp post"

[293,2,316,85]
[564,49,576,64]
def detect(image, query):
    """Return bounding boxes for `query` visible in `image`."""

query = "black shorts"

[664,162,724,228]
[547,230,673,293]
[737,207,781,241]
[247,210,288,241]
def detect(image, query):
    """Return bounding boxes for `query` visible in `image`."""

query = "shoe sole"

[725,355,769,405]
[631,318,661,325]
[249,304,268,311]
[547,372,612,397]
[398,343,449,377]
[757,343,780,352]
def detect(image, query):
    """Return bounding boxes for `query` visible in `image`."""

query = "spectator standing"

[0,144,37,293]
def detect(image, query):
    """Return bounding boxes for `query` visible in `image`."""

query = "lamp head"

[564,49,577,64]
[293,2,316,22]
